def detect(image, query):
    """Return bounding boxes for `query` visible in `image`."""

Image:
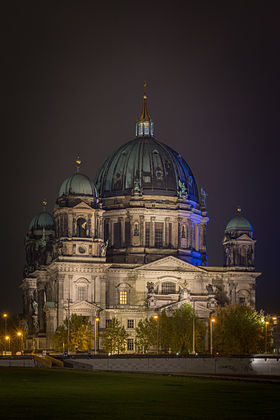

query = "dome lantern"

[136,82,154,137]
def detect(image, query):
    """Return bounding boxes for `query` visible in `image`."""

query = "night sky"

[1,1,279,315]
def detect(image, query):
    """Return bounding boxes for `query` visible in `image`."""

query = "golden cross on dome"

[42,199,47,207]
[237,207,242,213]
[76,155,81,172]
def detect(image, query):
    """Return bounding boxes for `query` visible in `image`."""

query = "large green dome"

[95,136,199,202]
[225,215,252,233]
[58,173,95,197]
[28,210,54,232]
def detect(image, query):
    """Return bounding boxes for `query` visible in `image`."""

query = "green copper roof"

[95,136,199,201]
[225,215,252,232]
[58,173,95,197]
[29,210,54,231]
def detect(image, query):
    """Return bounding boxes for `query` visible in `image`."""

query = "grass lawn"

[0,368,279,419]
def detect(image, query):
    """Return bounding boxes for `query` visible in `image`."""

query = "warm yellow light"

[153,315,159,320]
[5,336,10,340]
[211,318,216,323]
[95,317,100,322]
[17,332,22,336]
[272,317,277,321]
[3,313,7,318]
[265,321,269,325]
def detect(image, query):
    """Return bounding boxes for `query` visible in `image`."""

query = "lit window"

[120,291,127,305]
[78,287,86,301]
[162,282,176,295]
[127,338,134,351]
[127,319,134,329]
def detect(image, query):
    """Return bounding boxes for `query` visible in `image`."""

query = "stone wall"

[73,356,280,376]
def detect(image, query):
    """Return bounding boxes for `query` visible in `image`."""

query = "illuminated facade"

[21,91,260,351]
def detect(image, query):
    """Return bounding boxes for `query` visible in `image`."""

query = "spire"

[136,82,154,137]
[76,155,81,173]
[42,199,47,212]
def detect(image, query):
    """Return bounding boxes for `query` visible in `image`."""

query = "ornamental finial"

[144,81,147,98]
[136,82,154,137]
[42,199,47,211]
[76,155,81,173]
[237,207,242,213]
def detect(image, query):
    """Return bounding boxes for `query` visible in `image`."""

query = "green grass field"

[0,368,279,419]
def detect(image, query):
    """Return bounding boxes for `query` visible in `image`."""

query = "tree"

[213,305,264,354]
[53,314,93,352]
[135,318,157,353]
[101,318,129,354]
[136,304,206,354]
[160,304,206,353]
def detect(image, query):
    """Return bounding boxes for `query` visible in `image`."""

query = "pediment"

[70,300,100,311]
[73,201,93,210]
[134,256,205,273]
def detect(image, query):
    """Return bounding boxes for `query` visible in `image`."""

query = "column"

[140,215,144,246]
[57,275,65,326]
[151,217,155,247]
[120,217,126,247]
[165,217,170,247]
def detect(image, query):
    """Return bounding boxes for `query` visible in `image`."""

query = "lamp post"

[265,321,269,354]
[5,336,10,352]
[210,318,216,355]
[3,314,8,351]
[153,315,159,354]
[94,317,100,356]
[272,316,279,354]
[192,301,196,355]
[17,332,23,353]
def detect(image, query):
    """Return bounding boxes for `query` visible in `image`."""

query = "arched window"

[162,282,176,295]
[77,218,87,238]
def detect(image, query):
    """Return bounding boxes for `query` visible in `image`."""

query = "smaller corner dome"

[225,215,252,233]
[29,210,55,231]
[58,173,96,198]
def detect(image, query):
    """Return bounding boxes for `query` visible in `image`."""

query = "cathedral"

[21,90,260,351]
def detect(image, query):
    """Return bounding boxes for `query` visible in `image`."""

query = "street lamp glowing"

[3,313,8,318]
[5,336,10,340]
[17,332,22,337]
[94,317,100,356]
[272,317,277,321]
[153,315,159,354]
[210,318,216,355]
[265,321,269,325]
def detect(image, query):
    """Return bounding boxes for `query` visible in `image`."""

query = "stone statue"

[100,240,108,257]
[225,246,231,266]
[206,284,214,294]
[177,180,187,199]
[201,187,207,208]
[134,223,139,236]
[132,175,142,196]
[32,299,38,315]
[146,282,155,294]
